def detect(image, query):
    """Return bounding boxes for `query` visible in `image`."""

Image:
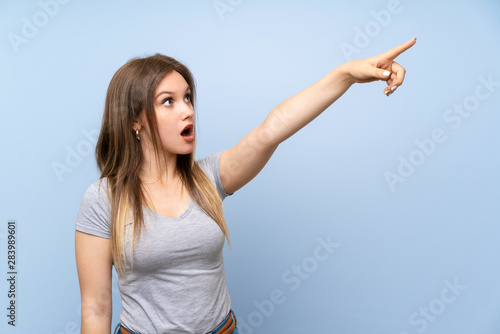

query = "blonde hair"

[95,54,230,281]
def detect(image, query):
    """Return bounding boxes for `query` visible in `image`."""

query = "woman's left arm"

[220,38,416,195]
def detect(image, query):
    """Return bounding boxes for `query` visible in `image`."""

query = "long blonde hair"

[95,54,230,280]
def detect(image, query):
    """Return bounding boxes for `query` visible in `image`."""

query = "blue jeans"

[113,309,239,334]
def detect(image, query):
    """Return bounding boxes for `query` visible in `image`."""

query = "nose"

[180,101,194,120]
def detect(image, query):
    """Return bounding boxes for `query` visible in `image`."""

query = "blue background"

[1,0,499,333]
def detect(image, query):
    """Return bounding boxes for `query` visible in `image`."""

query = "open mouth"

[181,124,194,141]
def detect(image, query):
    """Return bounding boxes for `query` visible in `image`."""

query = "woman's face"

[138,70,195,157]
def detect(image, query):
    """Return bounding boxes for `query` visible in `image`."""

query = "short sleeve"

[197,151,233,201]
[75,179,111,239]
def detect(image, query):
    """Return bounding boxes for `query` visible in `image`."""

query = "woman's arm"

[75,230,113,334]
[220,38,416,194]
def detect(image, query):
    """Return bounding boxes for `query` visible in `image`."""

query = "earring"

[135,129,140,141]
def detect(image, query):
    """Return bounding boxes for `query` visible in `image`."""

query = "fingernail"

[391,85,398,91]
[383,71,390,77]
[385,90,390,96]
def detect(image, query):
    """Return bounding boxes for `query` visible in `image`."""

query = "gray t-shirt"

[75,152,233,334]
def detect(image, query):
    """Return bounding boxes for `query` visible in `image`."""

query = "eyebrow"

[156,87,191,99]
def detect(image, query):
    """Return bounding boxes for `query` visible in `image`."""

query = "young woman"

[75,38,416,334]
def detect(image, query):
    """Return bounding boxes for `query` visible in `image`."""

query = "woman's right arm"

[75,230,113,334]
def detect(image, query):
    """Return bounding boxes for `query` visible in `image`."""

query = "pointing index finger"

[382,38,417,60]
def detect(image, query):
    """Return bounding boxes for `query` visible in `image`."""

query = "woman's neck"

[139,147,179,186]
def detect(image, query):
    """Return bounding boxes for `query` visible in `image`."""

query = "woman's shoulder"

[195,151,232,200]
[196,152,222,173]
[75,177,111,238]
[79,177,112,213]
[83,177,110,199]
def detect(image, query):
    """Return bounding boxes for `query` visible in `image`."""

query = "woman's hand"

[341,37,417,96]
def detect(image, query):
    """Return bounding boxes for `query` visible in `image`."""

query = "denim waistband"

[113,309,237,334]
[206,309,236,334]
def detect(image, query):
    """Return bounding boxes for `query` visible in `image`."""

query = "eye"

[161,97,173,107]
[184,93,192,103]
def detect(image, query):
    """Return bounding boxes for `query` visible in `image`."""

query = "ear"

[132,119,141,131]
[132,111,147,131]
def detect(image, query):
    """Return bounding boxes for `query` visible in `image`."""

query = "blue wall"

[1,0,499,333]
